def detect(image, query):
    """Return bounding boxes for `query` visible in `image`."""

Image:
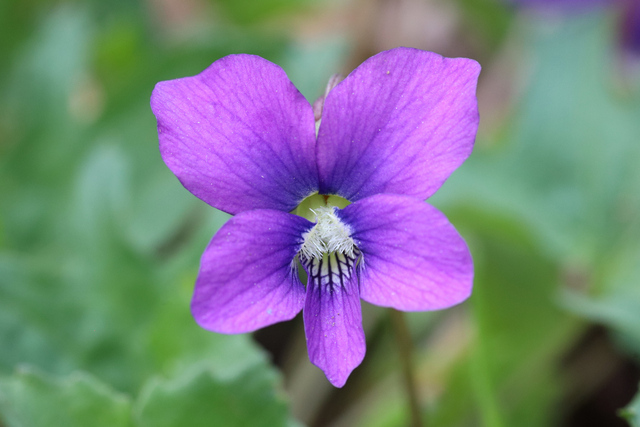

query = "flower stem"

[389,309,424,427]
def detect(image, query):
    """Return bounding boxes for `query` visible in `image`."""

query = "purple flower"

[151,47,480,387]
[621,0,640,58]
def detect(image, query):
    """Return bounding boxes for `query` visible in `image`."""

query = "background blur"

[1,0,639,426]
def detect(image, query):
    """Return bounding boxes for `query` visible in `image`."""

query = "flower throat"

[296,196,360,291]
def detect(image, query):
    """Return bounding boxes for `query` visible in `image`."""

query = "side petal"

[302,251,366,387]
[317,47,480,201]
[192,209,313,334]
[151,54,318,215]
[337,194,473,311]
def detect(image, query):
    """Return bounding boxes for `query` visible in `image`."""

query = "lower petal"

[192,209,313,334]
[337,194,473,311]
[302,251,366,388]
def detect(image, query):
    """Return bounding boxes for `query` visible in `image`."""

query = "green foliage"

[134,365,291,427]
[430,9,640,427]
[0,364,296,427]
[212,0,316,26]
[456,0,513,49]
[622,387,640,427]
[0,367,132,427]
[0,2,303,426]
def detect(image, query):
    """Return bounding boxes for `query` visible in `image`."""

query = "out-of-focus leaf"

[134,364,294,427]
[0,1,39,76]
[427,211,571,427]
[211,0,315,25]
[435,11,640,265]
[0,364,300,427]
[0,255,74,375]
[457,0,513,49]
[0,1,304,426]
[280,39,349,102]
[2,5,92,145]
[433,4,640,353]
[621,387,640,426]
[475,10,640,361]
[561,241,640,354]
[0,6,94,252]
[56,143,262,392]
[0,367,132,427]
[425,10,640,426]
[0,134,262,393]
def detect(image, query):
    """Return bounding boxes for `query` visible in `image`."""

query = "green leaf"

[0,255,74,376]
[433,9,640,364]
[280,39,349,103]
[212,0,315,25]
[621,388,640,426]
[427,211,572,427]
[436,11,640,265]
[0,367,132,427]
[134,364,294,427]
[456,0,513,49]
[561,242,640,354]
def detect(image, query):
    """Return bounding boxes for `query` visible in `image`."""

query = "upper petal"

[337,194,473,311]
[192,209,313,333]
[317,47,480,201]
[302,251,366,387]
[151,54,318,215]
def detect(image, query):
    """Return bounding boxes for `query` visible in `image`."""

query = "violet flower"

[621,0,640,58]
[151,47,480,387]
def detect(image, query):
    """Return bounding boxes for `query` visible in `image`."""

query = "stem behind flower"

[389,309,424,427]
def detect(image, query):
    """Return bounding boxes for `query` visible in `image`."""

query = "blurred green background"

[1,0,639,426]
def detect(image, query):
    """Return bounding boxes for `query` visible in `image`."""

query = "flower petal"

[302,251,366,387]
[317,47,480,201]
[192,209,313,333]
[337,194,473,311]
[151,54,318,215]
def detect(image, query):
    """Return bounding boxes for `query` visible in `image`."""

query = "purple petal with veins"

[337,194,473,311]
[192,209,312,334]
[301,249,366,387]
[151,54,318,215]
[316,47,480,202]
